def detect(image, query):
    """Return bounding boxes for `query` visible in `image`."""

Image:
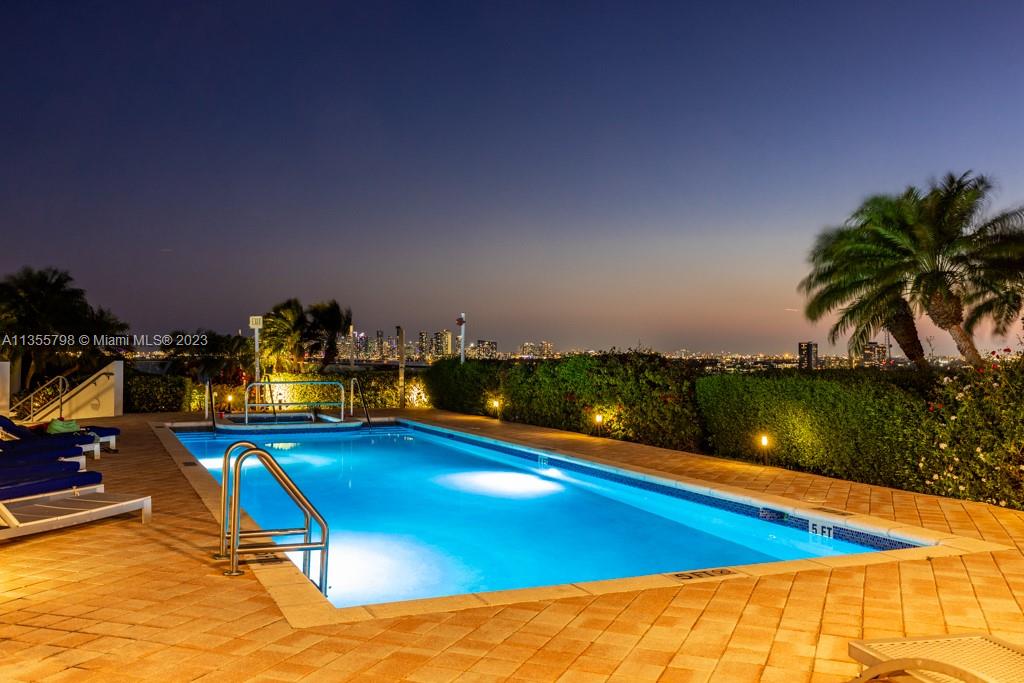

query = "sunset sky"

[3,1,1022,354]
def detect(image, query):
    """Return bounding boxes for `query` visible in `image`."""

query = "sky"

[2,1,1023,355]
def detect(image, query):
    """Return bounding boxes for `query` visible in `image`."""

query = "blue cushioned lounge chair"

[0,416,120,457]
[0,445,87,471]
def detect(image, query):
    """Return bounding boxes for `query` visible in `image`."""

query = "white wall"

[0,362,9,417]
[34,361,124,422]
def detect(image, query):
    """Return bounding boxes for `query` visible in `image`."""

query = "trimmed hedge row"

[425,354,703,451]
[125,369,432,414]
[694,374,930,489]
[125,372,191,413]
[424,353,1024,508]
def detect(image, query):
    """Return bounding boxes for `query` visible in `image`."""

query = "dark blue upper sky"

[2,1,1022,353]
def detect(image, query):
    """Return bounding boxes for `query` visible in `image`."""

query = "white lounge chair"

[0,485,151,541]
[849,632,1024,682]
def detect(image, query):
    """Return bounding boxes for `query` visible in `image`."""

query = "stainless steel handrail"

[213,440,257,560]
[349,378,372,429]
[218,443,330,594]
[243,380,345,424]
[12,375,70,421]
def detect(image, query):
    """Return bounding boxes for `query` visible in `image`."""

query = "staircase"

[11,362,124,423]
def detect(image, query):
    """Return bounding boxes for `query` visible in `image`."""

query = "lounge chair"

[849,632,1024,682]
[1,444,87,471]
[0,416,119,456]
[0,468,103,501]
[0,477,151,541]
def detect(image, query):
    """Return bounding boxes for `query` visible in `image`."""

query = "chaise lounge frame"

[849,632,1024,682]
[0,485,151,541]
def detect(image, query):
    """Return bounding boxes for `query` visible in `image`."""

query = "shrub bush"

[695,373,930,488]
[125,373,191,413]
[425,353,703,451]
[920,350,1024,508]
[179,370,431,413]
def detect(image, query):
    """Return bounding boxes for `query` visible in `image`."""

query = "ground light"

[759,434,770,464]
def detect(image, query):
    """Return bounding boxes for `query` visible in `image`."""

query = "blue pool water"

[176,424,896,608]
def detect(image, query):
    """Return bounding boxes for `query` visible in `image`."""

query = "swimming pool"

[175,422,918,608]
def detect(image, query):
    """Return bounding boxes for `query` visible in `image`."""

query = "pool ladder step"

[214,441,330,595]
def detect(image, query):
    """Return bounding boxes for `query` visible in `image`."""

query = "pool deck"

[3,410,1024,682]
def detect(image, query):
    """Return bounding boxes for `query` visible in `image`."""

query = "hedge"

[125,373,191,413]
[424,354,703,451]
[127,368,431,414]
[920,351,1024,508]
[694,373,931,489]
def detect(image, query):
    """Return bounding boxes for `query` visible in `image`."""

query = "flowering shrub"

[920,349,1024,508]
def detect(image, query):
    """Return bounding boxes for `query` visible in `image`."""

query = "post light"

[759,434,770,465]
[594,414,604,425]
[760,434,768,448]
[489,398,501,410]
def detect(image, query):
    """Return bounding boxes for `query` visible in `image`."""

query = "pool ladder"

[214,441,330,595]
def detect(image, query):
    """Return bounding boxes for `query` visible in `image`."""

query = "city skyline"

[3,2,1023,355]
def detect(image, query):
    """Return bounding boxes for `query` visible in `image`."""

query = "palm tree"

[805,173,1024,368]
[163,330,253,383]
[0,266,93,387]
[261,299,308,372]
[306,300,352,370]
[800,218,929,369]
[904,173,1024,366]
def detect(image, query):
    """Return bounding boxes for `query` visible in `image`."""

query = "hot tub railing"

[243,380,345,424]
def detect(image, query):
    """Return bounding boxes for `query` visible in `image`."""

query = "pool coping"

[152,418,1013,628]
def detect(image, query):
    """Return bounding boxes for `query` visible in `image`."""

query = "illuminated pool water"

[174,423,913,608]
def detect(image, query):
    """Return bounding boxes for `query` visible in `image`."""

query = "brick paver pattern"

[3,410,1024,682]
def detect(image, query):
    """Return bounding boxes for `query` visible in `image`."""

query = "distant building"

[432,330,453,357]
[474,340,498,359]
[798,342,818,370]
[863,341,887,368]
[518,341,540,357]
[417,331,429,360]
[518,340,556,358]
[375,330,385,360]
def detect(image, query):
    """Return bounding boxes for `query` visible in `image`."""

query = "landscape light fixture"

[594,414,604,425]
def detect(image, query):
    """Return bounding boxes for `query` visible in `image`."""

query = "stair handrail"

[219,443,330,594]
[350,377,372,428]
[214,440,257,559]
[11,375,70,421]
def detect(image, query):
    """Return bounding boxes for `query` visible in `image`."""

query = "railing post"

[215,441,256,560]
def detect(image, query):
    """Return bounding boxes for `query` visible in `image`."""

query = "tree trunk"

[886,299,929,370]
[946,324,984,368]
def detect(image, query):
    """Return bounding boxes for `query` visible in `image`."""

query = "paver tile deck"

[4,409,1024,682]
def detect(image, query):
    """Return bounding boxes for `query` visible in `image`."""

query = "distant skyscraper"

[474,339,498,359]
[431,330,453,357]
[417,331,429,359]
[798,342,818,370]
[375,330,385,360]
[539,340,555,358]
[863,341,886,368]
